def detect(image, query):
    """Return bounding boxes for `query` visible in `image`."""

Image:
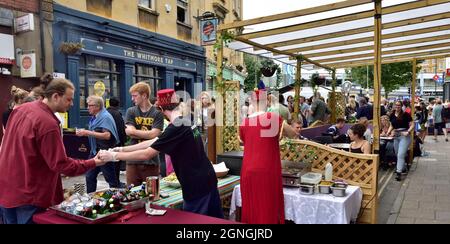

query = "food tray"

[121,197,149,211]
[50,206,126,224]
[161,179,181,188]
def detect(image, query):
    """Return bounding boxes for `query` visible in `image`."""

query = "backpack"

[442,107,450,122]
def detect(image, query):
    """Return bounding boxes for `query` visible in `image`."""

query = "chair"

[312,135,333,144]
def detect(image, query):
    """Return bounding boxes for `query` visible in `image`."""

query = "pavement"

[387,136,450,224]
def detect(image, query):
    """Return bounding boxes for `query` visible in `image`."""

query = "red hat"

[252,88,267,101]
[157,89,178,107]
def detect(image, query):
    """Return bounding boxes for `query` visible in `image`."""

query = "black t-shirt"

[94,127,117,150]
[390,112,412,129]
[2,109,12,129]
[151,117,217,201]
[107,107,126,146]
[125,105,164,165]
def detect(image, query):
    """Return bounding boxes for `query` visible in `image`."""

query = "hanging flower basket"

[260,59,279,77]
[59,42,84,55]
[260,67,277,77]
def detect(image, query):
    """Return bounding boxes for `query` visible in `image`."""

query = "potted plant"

[59,42,84,55]
[260,59,279,77]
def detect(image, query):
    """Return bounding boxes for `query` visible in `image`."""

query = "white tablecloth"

[230,184,363,224]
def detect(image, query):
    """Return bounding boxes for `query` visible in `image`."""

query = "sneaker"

[395,172,402,181]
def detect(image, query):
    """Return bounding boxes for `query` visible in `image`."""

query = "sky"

[243,0,347,20]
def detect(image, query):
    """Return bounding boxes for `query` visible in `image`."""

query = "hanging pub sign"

[14,13,34,33]
[200,18,218,46]
[20,52,36,78]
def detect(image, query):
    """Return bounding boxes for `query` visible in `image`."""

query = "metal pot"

[331,186,346,197]
[318,184,331,194]
[299,184,315,195]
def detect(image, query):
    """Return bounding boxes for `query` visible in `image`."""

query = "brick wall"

[0,0,39,13]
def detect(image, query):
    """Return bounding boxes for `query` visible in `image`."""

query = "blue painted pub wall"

[53,4,206,128]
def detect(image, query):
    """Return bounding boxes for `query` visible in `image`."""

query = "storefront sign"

[14,13,34,33]
[423,91,443,96]
[94,81,106,97]
[20,53,36,78]
[53,72,66,79]
[0,33,14,62]
[81,38,197,72]
[200,18,218,46]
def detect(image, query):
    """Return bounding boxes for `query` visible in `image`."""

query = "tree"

[243,53,261,92]
[348,61,422,97]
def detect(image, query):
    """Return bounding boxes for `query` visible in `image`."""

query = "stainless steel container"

[299,184,315,195]
[331,186,346,197]
[318,184,331,194]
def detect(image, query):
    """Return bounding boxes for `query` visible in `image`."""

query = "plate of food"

[162,173,181,188]
[213,162,229,178]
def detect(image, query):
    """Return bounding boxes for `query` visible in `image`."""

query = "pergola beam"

[218,0,374,31]
[262,20,450,52]
[238,0,450,40]
[311,42,450,63]
[300,37,450,58]
[234,36,334,71]
[327,52,450,68]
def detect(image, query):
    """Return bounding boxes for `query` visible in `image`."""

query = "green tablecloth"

[153,175,240,209]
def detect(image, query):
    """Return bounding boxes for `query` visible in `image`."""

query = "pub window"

[134,63,163,98]
[177,0,189,24]
[79,55,120,109]
[139,0,155,10]
[233,0,242,19]
[87,0,112,18]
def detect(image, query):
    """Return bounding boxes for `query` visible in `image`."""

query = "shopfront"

[53,5,206,128]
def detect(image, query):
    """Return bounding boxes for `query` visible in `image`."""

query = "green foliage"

[243,54,262,92]
[275,66,283,90]
[348,61,422,96]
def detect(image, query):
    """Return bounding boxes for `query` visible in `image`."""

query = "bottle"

[324,163,333,181]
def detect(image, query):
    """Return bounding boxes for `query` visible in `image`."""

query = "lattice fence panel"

[328,91,346,120]
[222,81,240,152]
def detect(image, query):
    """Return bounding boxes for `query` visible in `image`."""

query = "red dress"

[239,112,285,224]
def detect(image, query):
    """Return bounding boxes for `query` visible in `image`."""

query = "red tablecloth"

[33,206,239,224]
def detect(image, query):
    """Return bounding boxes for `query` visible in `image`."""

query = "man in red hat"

[100,89,223,218]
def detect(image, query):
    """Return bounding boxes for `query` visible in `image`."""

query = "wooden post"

[216,31,224,156]
[372,0,382,158]
[409,59,417,165]
[370,2,382,225]
[330,70,337,123]
[293,58,302,121]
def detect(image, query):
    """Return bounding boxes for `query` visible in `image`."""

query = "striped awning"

[0,58,14,65]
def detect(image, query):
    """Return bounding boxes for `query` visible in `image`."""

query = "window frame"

[176,0,190,25]
[138,0,156,11]
[79,55,121,110]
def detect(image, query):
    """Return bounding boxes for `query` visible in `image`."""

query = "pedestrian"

[432,98,447,141]
[348,123,371,154]
[107,96,127,187]
[76,95,120,193]
[0,78,105,224]
[100,89,223,218]
[2,86,29,132]
[310,92,331,123]
[124,82,164,186]
[387,100,414,181]
[239,89,298,224]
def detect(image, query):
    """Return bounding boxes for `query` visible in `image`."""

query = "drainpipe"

[39,2,46,73]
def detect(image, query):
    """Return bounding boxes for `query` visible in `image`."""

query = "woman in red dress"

[239,89,297,224]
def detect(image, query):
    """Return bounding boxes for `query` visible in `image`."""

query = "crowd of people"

[2,72,450,224]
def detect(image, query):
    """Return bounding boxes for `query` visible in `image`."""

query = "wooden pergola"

[215,0,450,158]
